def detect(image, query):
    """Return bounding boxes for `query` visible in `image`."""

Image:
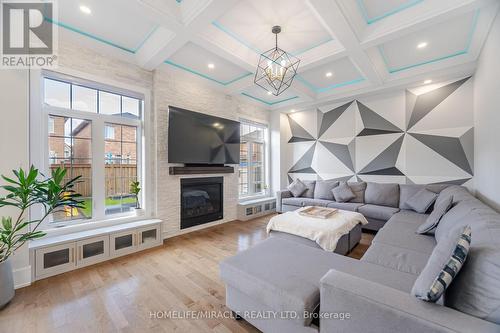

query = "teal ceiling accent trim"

[46,18,135,53]
[212,20,333,56]
[45,18,159,54]
[212,21,262,53]
[164,60,252,85]
[356,0,423,25]
[379,9,480,73]
[295,75,365,93]
[241,92,299,106]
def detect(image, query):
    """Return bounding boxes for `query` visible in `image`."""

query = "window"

[40,75,144,227]
[239,120,268,198]
[104,125,115,139]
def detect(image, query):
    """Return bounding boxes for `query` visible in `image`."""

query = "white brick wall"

[154,66,270,237]
[56,41,270,237]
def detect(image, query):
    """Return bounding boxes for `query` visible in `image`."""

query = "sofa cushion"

[417,195,453,234]
[373,217,436,255]
[412,226,471,302]
[365,182,399,207]
[435,185,470,207]
[362,242,430,275]
[314,180,339,200]
[399,184,449,210]
[405,189,438,214]
[282,198,332,208]
[302,180,316,198]
[446,218,500,324]
[288,179,307,197]
[348,182,367,203]
[358,204,400,221]
[220,237,418,326]
[326,202,364,212]
[332,182,355,202]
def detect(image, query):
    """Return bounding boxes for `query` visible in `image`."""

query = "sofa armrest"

[319,270,499,333]
[276,190,292,213]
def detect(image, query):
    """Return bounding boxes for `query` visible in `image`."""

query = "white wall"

[0,70,30,287]
[473,11,500,211]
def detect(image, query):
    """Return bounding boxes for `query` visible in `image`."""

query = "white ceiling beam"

[306,0,383,85]
[136,0,241,70]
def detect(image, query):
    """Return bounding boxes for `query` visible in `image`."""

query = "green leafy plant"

[0,166,83,263]
[130,180,141,209]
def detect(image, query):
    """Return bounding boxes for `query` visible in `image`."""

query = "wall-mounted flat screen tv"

[168,106,240,165]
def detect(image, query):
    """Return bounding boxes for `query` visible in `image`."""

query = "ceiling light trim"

[295,75,365,93]
[45,18,160,54]
[379,9,479,74]
[356,0,424,25]
[212,20,333,56]
[241,92,299,106]
[164,60,252,86]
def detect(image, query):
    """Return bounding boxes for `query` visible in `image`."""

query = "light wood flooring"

[0,214,373,333]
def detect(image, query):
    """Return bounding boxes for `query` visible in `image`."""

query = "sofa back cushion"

[365,182,399,207]
[446,216,500,325]
[314,180,339,200]
[301,180,316,198]
[348,182,367,203]
[399,184,449,210]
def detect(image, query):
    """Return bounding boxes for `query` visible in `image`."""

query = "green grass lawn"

[80,197,136,217]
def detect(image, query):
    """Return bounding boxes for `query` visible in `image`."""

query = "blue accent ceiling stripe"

[295,75,365,93]
[241,93,299,106]
[379,10,480,73]
[164,60,252,85]
[212,21,333,56]
[45,18,159,54]
[356,0,424,25]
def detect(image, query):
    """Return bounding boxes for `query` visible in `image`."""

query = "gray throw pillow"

[417,196,453,234]
[332,182,356,203]
[412,225,471,302]
[301,180,316,198]
[405,189,438,214]
[287,179,307,197]
[348,182,367,203]
[314,180,339,200]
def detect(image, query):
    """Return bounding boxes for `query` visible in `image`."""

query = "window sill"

[239,195,275,205]
[40,209,151,238]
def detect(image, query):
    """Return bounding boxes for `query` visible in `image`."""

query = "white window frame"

[29,69,154,235]
[239,119,269,200]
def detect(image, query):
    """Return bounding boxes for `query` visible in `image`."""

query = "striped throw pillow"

[412,225,472,302]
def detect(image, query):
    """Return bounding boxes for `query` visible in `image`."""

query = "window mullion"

[93,117,106,220]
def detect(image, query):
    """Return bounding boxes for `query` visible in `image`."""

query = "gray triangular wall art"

[319,141,355,172]
[318,101,353,138]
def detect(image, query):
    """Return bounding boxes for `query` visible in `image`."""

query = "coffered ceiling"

[52,0,499,111]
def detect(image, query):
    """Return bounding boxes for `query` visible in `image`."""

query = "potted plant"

[0,166,83,308]
[130,180,141,209]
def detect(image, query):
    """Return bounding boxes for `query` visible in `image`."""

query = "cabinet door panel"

[35,243,76,278]
[77,236,109,267]
[110,230,137,257]
[137,225,162,250]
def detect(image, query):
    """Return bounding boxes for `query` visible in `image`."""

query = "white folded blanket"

[266,207,368,251]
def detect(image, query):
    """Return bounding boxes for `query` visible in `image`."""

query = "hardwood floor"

[0,214,373,333]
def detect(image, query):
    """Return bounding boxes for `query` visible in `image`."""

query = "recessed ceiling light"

[79,5,91,14]
[207,63,215,69]
[325,72,333,78]
[424,79,432,84]
[290,109,296,113]
[267,91,272,95]
[417,42,428,49]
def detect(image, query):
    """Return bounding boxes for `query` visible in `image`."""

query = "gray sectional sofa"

[220,183,500,333]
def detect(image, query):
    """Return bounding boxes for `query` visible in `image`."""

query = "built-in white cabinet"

[31,219,162,281]
[35,242,76,278]
[76,235,109,268]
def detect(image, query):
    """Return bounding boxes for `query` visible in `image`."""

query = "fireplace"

[180,177,223,229]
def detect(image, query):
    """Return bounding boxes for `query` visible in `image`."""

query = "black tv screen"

[168,106,240,164]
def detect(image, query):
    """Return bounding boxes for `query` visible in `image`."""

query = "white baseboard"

[13,266,31,289]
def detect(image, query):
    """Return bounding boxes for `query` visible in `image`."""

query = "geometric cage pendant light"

[254,26,300,96]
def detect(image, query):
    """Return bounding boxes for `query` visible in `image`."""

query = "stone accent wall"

[153,66,270,237]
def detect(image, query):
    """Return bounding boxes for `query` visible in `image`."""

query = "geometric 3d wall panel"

[285,77,473,186]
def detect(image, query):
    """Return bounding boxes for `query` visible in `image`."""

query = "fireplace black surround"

[180,177,223,229]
